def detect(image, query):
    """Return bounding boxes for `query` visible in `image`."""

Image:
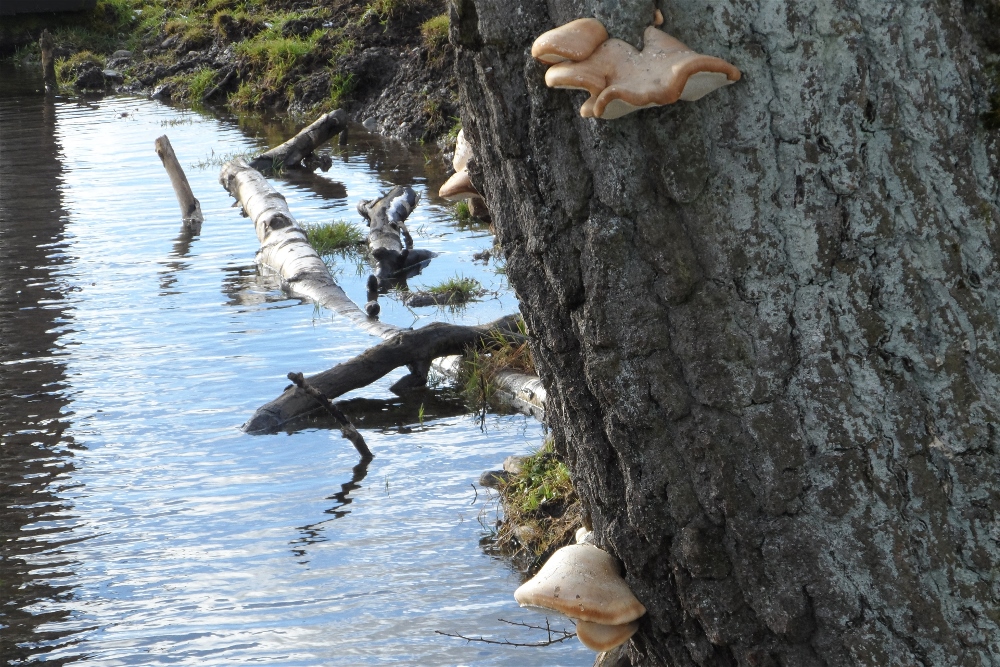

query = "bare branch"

[435,618,576,647]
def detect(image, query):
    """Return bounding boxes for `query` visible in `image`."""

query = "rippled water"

[0,65,589,665]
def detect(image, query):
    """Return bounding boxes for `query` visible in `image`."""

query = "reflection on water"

[0,65,589,665]
[291,458,369,562]
[0,65,80,665]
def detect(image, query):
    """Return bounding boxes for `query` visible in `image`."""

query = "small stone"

[151,82,174,99]
[514,524,540,545]
[74,66,106,91]
[478,469,511,488]
[362,117,377,131]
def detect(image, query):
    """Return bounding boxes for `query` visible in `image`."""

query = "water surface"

[0,65,588,666]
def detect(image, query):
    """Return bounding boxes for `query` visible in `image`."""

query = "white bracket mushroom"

[513,543,646,651]
[531,15,741,119]
[438,129,490,219]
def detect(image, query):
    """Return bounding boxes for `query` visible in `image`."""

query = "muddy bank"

[2,0,458,143]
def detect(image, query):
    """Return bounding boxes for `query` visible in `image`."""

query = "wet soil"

[1,0,458,143]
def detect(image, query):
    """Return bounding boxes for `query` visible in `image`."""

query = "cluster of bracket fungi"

[503,12,743,655]
[532,10,741,119]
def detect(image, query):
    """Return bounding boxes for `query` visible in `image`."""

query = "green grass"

[489,437,581,563]
[55,51,104,87]
[504,439,574,514]
[328,72,356,108]
[427,274,480,297]
[458,316,533,407]
[420,14,448,53]
[445,117,462,143]
[174,66,216,102]
[303,220,366,255]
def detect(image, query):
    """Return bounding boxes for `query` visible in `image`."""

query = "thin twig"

[436,618,577,647]
[287,371,373,460]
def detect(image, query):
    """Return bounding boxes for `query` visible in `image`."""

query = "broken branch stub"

[358,186,435,288]
[249,109,348,173]
[287,371,373,460]
[155,135,204,233]
[40,30,56,94]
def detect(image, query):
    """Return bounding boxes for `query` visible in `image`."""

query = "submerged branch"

[287,372,372,460]
[249,109,348,173]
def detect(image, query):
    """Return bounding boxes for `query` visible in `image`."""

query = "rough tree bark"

[453,0,1000,665]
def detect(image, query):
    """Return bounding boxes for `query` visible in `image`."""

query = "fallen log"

[244,316,523,433]
[219,157,398,338]
[249,109,348,173]
[220,158,547,426]
[155,135,204,233]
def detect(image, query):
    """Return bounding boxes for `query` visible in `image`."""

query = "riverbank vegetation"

[2,0,458,141]
[458,316,534,408]
[485,438,582,573]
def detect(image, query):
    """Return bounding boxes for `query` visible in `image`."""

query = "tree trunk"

[453,1,1000,665]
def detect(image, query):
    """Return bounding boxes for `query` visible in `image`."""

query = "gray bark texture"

[452,0,1000,665]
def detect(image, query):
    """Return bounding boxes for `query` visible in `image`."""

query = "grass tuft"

[427,274,481,298]
[304,220,366,255]
[55,50,104,87]
[487,437,581,570]
[458,316,533,408]
[420,14,449,53]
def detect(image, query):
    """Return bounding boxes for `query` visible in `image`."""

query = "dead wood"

[287,371,372,460]
[219,157,399,338]
[40,30,56,94]
[244,316,522,433]
[357,185,436,288]
[249,109,348,173]
[220,158,547,426]
[155,135,204,233]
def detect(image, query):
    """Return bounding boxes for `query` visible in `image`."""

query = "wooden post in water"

[154,135,204,234]
[39,30,56,94]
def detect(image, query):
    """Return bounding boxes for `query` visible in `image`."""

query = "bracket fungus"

[514,543,646,651]
[530,18,609,65]
[533,20,741,119]
[439,129,490,219]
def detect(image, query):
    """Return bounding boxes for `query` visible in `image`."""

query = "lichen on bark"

[453,0,1000,664]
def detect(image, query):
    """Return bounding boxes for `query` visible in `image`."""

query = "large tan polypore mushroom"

[576,619,641,651]
[531,17,609,65]
[544,25,741,119]
[439,170,480,201]
[514,544,645,651]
